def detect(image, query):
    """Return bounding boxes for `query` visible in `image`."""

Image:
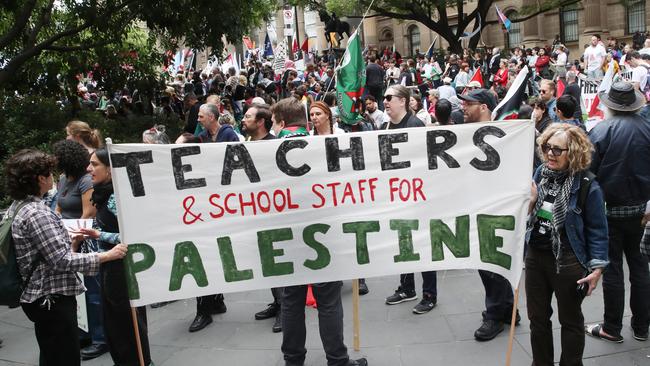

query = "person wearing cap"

[457,89,521,341]
[585,81,650,344]
[438,77,456,101]
[466,80,482,91]
[381,84,438,315]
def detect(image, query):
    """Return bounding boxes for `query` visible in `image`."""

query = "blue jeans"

[83,274,106,345]
[602,216,650,337]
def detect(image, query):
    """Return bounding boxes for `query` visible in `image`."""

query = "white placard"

[108,121,535,306]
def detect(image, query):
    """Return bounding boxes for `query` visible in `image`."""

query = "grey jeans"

[281,281,349,366]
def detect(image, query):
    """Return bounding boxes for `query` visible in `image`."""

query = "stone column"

[363,16,379,48]
[522,0,542,46]
[583,0,603,35]
[297,7,307,49]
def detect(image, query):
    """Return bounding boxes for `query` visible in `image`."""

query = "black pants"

[602,216,650,337]
[282,281,349,366]
[196,293,224,314]
[478,270,514,321]
[526,247,585,366]
[101,260,151,366]
[400,271,437,298]
[22,295,80,366]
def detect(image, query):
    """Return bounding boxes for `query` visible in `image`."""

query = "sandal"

[585,323,624,343]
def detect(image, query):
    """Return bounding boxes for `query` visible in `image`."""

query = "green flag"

[336,31,366,125]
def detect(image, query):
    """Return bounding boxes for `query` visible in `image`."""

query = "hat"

[598,82,645,112]
[251,97,266,105]
[443,77,453,84]
[467,80,482,88]
[457,89,497,111]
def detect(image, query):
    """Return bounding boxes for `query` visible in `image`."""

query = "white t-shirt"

[556,52,567,67]
[631,65,648,90]
[583,45,607,72]
[367,109,385,129]
[640,47,650,56]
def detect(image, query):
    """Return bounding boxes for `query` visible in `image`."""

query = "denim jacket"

[527,167,609,271]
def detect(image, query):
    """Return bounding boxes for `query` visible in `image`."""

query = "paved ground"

[0,269,648,366]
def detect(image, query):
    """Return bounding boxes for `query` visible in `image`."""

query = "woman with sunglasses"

[78,149,153,366]
[526,124,609,366]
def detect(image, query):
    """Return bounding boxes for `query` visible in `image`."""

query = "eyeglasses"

[384,95,397,101]
[541,144,568,156]
[540,90,548,94]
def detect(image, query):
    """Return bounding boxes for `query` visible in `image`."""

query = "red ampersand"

[182,196,204,225]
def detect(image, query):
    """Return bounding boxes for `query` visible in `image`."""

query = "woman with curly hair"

[526,124,609,365]
[5,149,126,366]
[52,139,110,360]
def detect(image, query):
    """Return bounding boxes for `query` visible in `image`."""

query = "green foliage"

[0,92,183,206]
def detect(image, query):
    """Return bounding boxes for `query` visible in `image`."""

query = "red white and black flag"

[492,66,529,120]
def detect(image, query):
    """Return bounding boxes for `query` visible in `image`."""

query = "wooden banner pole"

[505,286,520,366]
[131,307,146,366]
[352,279,361,351]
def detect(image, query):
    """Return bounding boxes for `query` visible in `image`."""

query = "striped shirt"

[11,197,100,303]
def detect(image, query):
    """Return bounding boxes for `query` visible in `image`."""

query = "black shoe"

[481,310,521,325]
[385,288,417,305]
[188,313,213,332]
[412,294,437,314]
[474,319,504,341]
[212,294,227,314]
[632,328,648,341]
[358,279,369,296]
[346,358,368,366]
[255,303,279,320]
[80,343,109,360]
[272,311,282,333]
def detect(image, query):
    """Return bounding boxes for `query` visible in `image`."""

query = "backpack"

[577,171,596,213]
[0,201,31,308]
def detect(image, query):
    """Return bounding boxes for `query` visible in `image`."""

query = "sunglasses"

[384,94,399,101]
[540,90,548,94]
[541,143,568,156]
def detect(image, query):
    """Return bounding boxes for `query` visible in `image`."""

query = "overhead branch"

[0,0,39,50]
[484,0,581,25]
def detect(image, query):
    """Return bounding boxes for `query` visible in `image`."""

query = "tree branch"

[43,39,115,52]
[0,0,39,50]
[484,0,581,25]
[27,0,56,48]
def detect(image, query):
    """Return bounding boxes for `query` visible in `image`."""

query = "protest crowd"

[2,25,650,366]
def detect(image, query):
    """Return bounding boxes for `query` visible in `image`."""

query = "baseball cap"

[457,89,497,111]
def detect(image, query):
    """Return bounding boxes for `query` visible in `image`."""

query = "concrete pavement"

[1,269,648,365]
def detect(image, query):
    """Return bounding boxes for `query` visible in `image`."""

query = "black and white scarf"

[528,166,573,273]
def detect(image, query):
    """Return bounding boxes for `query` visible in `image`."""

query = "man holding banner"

[458,89,521,341]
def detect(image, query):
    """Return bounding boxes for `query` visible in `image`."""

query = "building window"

[380,28,393,42]
[408,25,420,56]
[560,4,578,43]
[505,10,521,49]
[627,0,646,34]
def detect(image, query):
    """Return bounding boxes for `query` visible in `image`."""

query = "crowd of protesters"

[3,30,650,366]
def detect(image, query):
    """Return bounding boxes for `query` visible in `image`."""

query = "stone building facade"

[253,1,647,63]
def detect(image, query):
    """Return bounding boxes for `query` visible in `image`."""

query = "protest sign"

[107,121,534,307]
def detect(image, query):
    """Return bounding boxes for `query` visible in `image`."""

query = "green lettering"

[477,214,515,269]
[430,215,470,261]
[124,243,155,300]
[342,221,380,264]
[258,228,294,276]
[302,224,331,270]
[168,241,208,291]
[217,236,254,282]
[390,219,420,262]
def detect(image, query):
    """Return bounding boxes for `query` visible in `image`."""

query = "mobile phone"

[576,281,589,299]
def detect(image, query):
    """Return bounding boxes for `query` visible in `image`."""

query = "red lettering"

[273,189,286,212]
[389,177,399,202]
[311,184,326,208]
[357,179,366,203]
[326,182,341,207]
[368,178,378,201]
[258,191,271,213]
[341,182,356,205]
[208,194,224,218]
[239,192,257,216]
[413,178,426,201]
[399,179,411,201]
[224,193,237,214]
[182,195,204,224]
[286,188,299,209]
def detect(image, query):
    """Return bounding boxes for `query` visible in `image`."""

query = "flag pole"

[352,279,361,351]
[131,307,146,366]
[505,286,520,366]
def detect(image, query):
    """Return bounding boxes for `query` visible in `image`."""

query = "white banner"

[108,121,534,306]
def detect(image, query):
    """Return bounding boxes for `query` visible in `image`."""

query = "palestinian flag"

[556,78,565,97]
[336,30,366,125]
[492,66,529,120]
